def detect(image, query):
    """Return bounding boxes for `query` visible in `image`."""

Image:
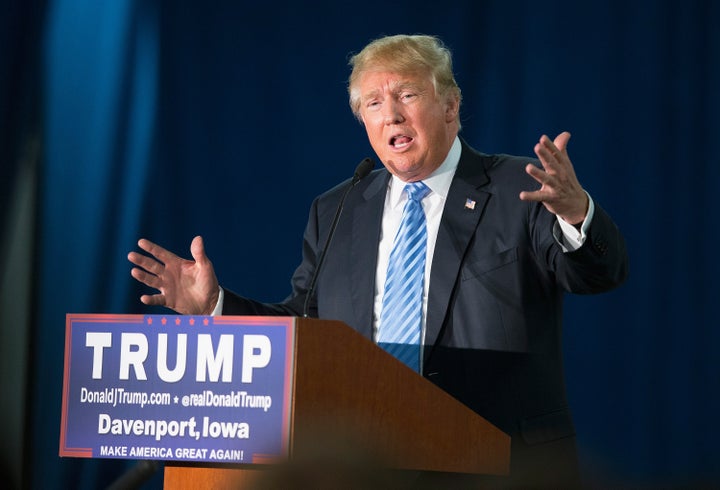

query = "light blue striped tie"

[378,181,430,372]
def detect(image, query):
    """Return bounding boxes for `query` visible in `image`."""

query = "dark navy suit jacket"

[223,139,628,483]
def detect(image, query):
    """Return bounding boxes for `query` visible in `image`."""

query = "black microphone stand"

[302,158,374,318]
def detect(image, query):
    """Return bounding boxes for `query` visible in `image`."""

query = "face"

[356,70,459,182]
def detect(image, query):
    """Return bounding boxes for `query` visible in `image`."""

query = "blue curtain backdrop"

[18,0,719,488]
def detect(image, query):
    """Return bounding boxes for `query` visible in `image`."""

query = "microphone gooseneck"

[302,158,374,318]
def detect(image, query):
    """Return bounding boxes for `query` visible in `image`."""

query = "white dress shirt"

[372,137,462,341]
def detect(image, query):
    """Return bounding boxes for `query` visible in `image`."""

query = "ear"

[444,94,460,123]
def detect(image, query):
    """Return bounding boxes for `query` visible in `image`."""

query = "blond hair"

[348,34,462,120]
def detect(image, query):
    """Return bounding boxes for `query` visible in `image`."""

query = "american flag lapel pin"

[465,198,476,210]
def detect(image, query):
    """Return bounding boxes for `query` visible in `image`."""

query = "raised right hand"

[128,236,219,315]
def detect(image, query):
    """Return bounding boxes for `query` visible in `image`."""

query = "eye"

[401,92,417,101]
[365,100,381,111]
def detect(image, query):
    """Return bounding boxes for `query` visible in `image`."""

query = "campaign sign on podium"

[59,314,295,464]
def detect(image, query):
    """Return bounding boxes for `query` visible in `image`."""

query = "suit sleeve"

[550,201,629,294]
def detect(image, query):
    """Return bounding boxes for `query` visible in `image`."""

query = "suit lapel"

[348,171,390,340]
[341,145,492,346]
[425,142,492,349]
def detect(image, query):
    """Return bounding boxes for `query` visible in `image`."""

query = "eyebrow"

[361,81,425,101]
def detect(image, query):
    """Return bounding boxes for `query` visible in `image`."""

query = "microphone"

[351,157,375,184]
[302,158,374,318]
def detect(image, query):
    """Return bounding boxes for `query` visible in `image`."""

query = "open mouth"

[390,135,413,149]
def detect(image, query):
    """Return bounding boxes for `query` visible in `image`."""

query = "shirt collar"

[387,136,461,208]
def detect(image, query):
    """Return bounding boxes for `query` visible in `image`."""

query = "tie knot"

[405,181,430,202]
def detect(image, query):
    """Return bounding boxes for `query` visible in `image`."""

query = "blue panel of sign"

[60,314,295,464]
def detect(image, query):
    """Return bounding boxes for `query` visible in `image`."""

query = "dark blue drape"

[21,0,720,488]
[31,0,161,488]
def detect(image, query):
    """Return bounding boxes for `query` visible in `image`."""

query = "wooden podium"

[164,318,510,488]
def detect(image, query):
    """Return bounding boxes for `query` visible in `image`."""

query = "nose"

[382,100,404,125]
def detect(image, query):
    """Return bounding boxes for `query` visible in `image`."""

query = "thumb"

[190,235,208,264]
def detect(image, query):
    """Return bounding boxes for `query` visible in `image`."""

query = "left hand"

[128,236,220,315]
[519,132,589,225]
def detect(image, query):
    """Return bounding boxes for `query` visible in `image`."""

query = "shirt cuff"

[210,286,225,316]
[554,192,595,252]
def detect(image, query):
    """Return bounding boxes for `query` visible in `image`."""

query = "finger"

[525,163,552,186]
[519,189,551,202]
[538,134,560,155]
[539,133,568,154]
[536,135,563,159]
[553,131,571,152]
[140,294,166,307]
[538,132,571,161]
[128,251,164,275]
[534,141,569,177]
[138,238,177,264]
[534,142,559,173]
[131,267,163,290]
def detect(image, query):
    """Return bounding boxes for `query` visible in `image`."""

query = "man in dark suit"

[129,34,627,487]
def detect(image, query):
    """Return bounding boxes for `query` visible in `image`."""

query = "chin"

[386,156,418,173]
